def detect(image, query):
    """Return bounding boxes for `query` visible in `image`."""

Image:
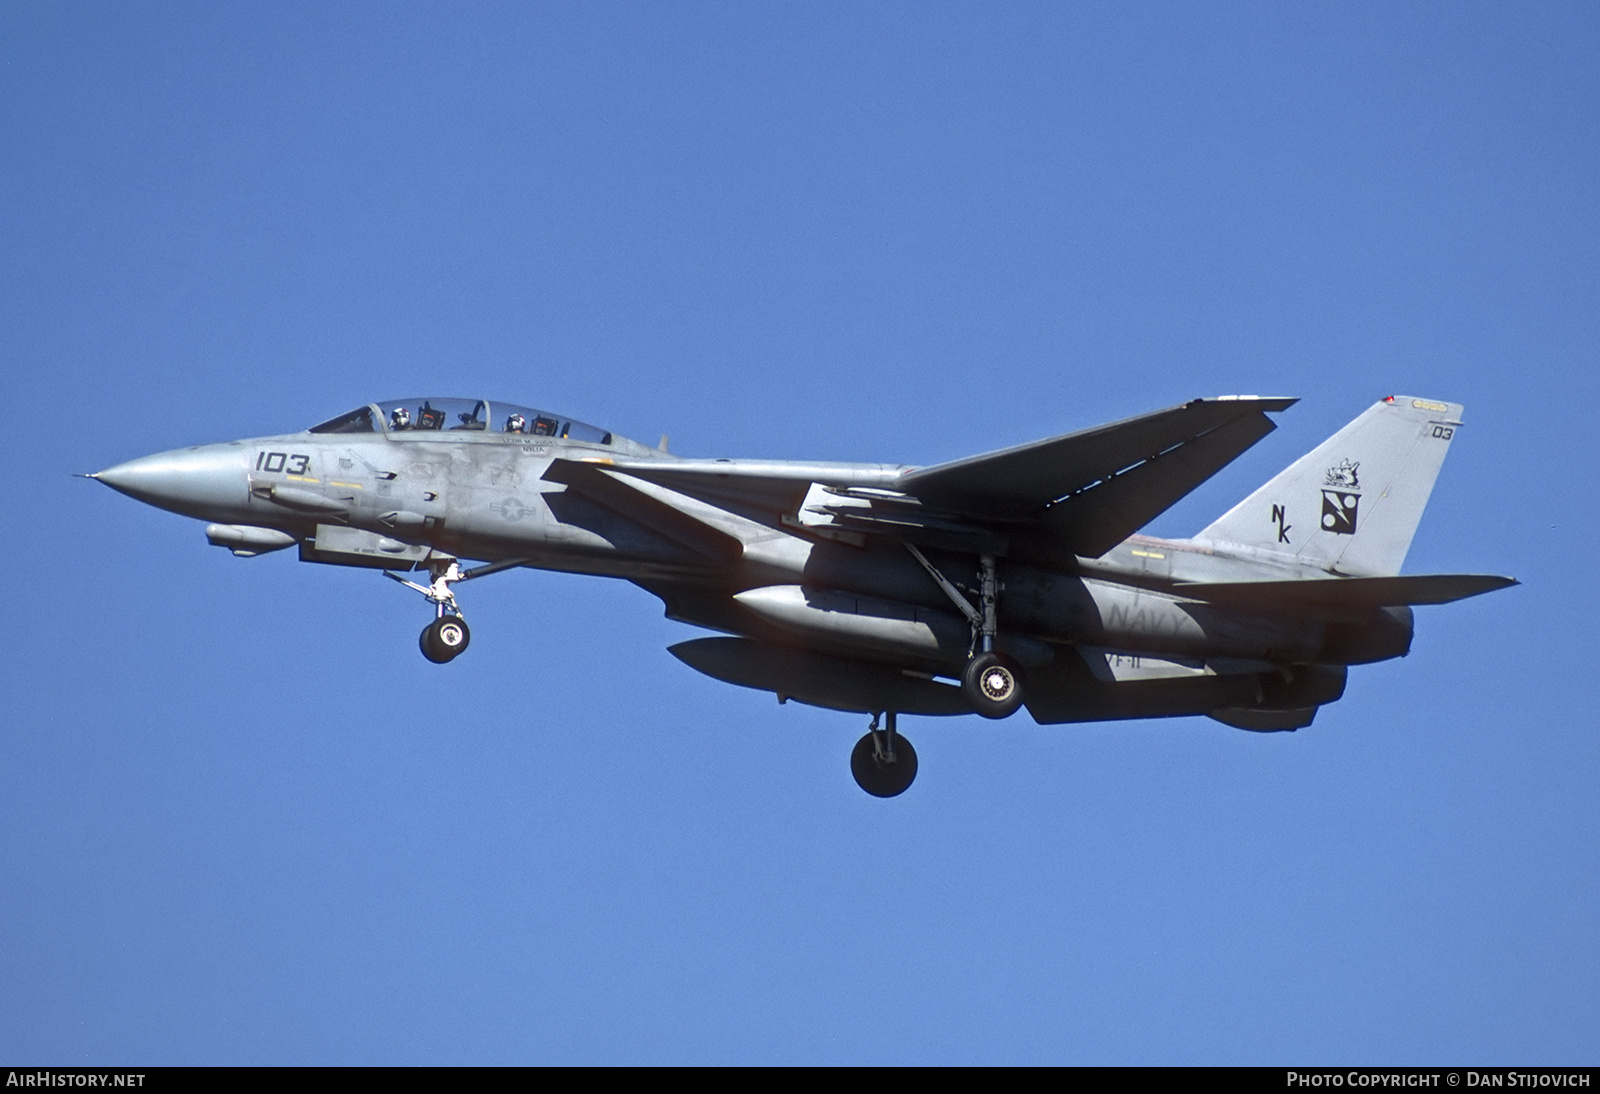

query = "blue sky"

[3,1,1596,1064]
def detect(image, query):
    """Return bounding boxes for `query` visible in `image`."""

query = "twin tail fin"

[1196,396,1465,577]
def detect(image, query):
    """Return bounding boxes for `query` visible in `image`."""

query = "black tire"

[419,625,448,663]
[963,651,1023,719]
[850,731,918,798]
[419,616,471,663]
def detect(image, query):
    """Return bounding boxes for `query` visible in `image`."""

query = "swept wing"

[549,396,1297,559]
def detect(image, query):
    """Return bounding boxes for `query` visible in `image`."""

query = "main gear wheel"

[963,651,1023,719]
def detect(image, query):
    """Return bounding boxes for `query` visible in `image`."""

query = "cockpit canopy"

[309,398,612,445]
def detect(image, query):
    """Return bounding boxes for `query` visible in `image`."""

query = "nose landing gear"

[420,613,471,663]
[384,554,533,663]
[385,558,472,663]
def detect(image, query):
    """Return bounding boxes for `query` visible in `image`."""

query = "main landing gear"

[963,650,1023,719]
[851,712,918,797]
[906,546,1026,719]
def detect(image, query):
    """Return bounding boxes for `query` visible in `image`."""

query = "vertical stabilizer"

[1195,396,1463,576]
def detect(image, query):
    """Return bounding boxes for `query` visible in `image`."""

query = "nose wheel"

[386,558,474,664]
[384,555,532,664]
[420,614,471,663]
[851,712,918,797]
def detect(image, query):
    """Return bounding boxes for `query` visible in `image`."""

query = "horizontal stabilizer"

[1174,573,1518,610]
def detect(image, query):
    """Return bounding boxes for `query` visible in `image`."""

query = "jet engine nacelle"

[733,584,1054,669]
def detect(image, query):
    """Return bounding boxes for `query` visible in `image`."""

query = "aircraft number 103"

[255,451,311,474]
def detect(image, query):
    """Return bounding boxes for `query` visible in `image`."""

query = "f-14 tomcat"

[92,394,1514,796]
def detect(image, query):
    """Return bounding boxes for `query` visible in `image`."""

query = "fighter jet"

[91,394,1514,796]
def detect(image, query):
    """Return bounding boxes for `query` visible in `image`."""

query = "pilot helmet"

[390,407,411,428]
[506,413,526,433]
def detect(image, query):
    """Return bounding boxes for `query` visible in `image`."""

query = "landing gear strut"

[851,712,918,797]
[386,558,472,664]
[384,554,532,664]
[964,552,1023,718]
[906,545,1025,719]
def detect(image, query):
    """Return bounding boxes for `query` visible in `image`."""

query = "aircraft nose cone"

[93,445,249,519]
[92,458,159,497]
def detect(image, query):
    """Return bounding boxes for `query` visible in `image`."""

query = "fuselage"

[93,398,1412,681]
[92,392,1515,795]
